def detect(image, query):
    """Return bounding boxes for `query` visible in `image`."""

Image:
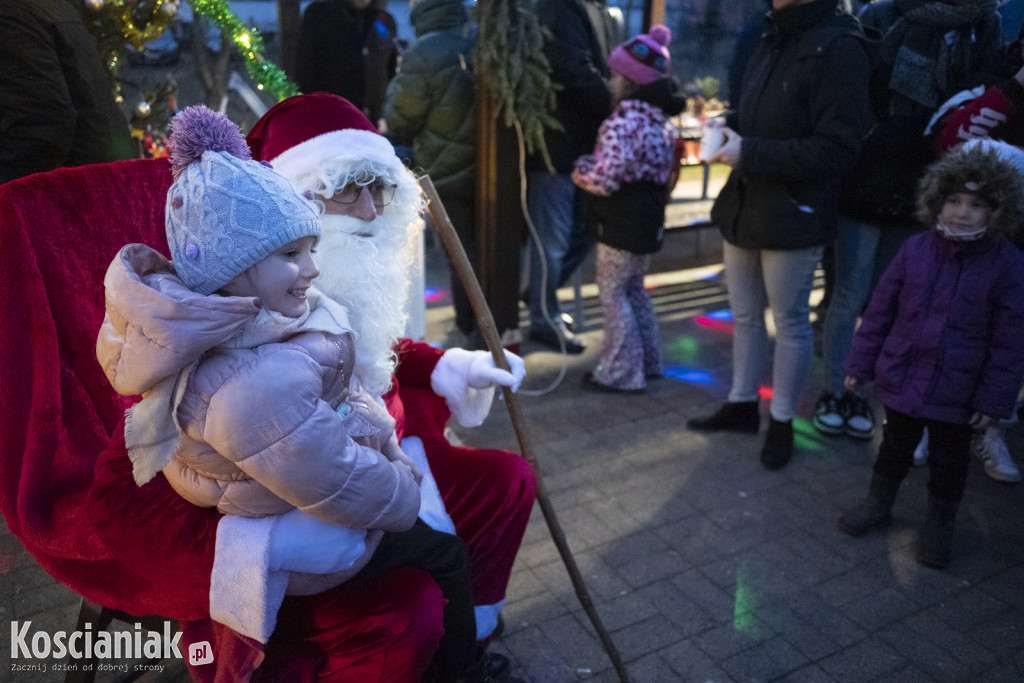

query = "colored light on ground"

[792,417,824,452]
[667,336,700,354]
[665,336,701,364]
[758,386,773,400]
[664,366,715,385]
[733,566,756,633]
[695,309,734,332]
[423,287,446,302]
[694,316,734,334]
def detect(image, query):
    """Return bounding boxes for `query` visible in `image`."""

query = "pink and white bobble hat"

[607,24,672,85]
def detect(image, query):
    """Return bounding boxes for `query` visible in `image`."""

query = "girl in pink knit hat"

[572,24,686,393]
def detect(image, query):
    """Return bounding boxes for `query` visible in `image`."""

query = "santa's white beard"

[317,213,414,396]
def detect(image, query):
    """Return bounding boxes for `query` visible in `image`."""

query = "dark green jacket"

[383,0,475,199]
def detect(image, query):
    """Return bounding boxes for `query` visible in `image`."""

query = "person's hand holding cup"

[701,117,742,167]
[699,117,726,162]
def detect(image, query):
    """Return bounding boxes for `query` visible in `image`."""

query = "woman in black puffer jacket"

[688,0,874,470]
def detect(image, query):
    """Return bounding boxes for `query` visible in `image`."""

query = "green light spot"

[792,417,825,452]
[733,565,755,633]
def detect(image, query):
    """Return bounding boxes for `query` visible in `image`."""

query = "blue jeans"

[723,241,822,422]
[822,215,919,395]
[524,171,593,332]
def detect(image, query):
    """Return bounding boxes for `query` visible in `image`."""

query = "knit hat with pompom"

[607,24,672,85]
[165,105,321,295]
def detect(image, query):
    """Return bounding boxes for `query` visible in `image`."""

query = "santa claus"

[243,91,536,641]
[73,95,536,682]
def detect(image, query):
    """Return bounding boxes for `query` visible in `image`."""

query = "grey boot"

[838,475,901,536]
[916,496,959,569]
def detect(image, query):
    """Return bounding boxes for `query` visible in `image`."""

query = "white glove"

[268,508,367,574]
[432,348,525,427]
[467,349,526,392]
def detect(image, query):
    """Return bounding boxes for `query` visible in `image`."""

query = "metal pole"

[419,175,631,683]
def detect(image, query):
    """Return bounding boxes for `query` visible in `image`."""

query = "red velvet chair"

[0,159,444,681]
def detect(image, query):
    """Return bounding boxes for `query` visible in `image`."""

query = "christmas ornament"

[135,101,151,118]
[85,0,104,11]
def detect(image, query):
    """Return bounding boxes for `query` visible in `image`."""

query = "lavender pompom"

[169,105,251,181]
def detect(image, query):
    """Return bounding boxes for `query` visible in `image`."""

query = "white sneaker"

[972,429,1021,483]
[913,428,929,467]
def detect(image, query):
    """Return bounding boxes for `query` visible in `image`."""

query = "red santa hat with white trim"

[245,91,407,186]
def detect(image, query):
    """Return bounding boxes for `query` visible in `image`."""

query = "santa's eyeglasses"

[331,180,398,208]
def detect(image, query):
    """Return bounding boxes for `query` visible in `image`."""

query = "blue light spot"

[664,366,714,385]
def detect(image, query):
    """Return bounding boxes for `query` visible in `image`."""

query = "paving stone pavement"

[2,225,1022,682]
[463,330,1024,682]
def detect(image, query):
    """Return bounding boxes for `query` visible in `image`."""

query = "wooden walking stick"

[419,175,631,682]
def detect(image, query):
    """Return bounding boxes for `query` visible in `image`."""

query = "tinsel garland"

[118,0,174,48]
[79,0,179,101]
[189,0,300,100]
[475,0,561,170]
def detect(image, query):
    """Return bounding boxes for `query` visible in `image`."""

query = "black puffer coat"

[0,0,134,184]
[383,0,475,199]
[586,78,687,255]
[528,0,617,174]
[711,0,874,250]
[295,0,398,124]
[838,0,1002,227]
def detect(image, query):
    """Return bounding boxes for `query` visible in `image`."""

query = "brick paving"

[2,220,1023,682]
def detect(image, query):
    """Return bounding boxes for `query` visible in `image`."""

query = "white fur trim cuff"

[211,516,289,644]
[401,436,456,535]
[431,349,495,428]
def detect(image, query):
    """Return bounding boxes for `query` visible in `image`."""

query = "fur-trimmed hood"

[917,140,1024,237]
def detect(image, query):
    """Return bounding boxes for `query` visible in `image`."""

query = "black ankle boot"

[687,401,760,433]
[838,474,901,536]
[760,418,793,470]
[443,648,524,683]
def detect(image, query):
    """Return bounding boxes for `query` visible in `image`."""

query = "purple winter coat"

[846,230,1024,423]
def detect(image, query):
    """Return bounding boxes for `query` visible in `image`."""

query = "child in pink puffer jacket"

[572,24,685,393]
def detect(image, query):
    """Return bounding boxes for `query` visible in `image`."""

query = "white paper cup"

[699,119,725,162]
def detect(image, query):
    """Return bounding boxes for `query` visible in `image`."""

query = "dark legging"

[349,519,477,676]
[873,407,973,502]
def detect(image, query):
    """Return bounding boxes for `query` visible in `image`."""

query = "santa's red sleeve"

[388,338,452,442]
[88,422,218,618]
[386,339,537,627]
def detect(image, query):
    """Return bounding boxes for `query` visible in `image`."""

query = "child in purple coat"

[838,143,1024,569]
